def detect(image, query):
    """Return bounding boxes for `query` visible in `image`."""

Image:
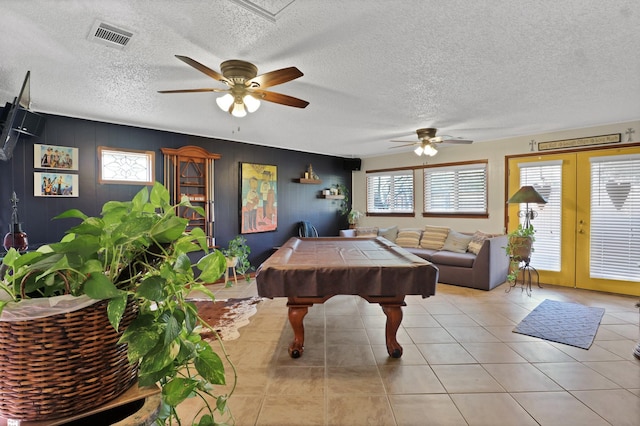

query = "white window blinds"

[424,162,487,214]
[518,161,562,271]
[589,154,640,282]
[366,170,414,213]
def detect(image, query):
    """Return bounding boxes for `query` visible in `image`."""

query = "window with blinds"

[589,154,640,282]
[366,170,414,213]
[518,161,562,271]
[423,161,487,214]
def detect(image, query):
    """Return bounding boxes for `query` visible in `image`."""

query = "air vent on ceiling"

[88,20,133,49]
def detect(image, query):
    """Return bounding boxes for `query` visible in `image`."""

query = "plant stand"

[505,257,541,297]
[225,256,238,286]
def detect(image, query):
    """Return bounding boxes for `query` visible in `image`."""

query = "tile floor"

[179,280,640,425]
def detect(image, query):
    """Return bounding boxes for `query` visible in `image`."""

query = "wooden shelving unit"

[162,146,221,248]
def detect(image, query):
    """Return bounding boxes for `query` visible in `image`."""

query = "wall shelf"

[295,178,322,184]
[321,194,345,200]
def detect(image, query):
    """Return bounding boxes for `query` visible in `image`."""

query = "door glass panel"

[589,154,640,282]
[519,161,562,271]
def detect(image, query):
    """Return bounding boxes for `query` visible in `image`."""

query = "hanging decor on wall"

[240,163,277,234]
[33,144,78,170]
[34,172,79,197]
[537,133,621,151]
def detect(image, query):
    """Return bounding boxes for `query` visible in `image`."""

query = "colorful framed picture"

[240,163,277,234]
[34,172,79,197]
[34,144,79,170]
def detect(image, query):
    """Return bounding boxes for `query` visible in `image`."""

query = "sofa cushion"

[396,228,422,248]
[442,230,474,253]
[355,226,379,237]
[467,230,497,255]
[406,247,437,262]
[431,250,476,268]
[419,226,450,250]
[378,225,398,242]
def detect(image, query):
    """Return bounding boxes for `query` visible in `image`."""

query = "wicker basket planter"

[0,297,138,422]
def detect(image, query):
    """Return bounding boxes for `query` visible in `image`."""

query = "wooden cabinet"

[161,146,220,248]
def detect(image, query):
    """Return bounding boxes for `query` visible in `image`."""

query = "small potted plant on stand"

[504,224,535,283]
[222,235,253,284]
[0,183,232,425]
[347,209,362,229]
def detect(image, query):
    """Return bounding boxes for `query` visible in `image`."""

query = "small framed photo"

[34,144,78,170]
[34,172,79,197]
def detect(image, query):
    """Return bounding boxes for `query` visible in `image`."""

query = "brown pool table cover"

[256,237,438,298]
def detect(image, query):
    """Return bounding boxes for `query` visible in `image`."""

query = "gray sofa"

[339,228,509,291]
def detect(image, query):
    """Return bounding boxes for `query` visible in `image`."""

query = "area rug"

[513,299,605,349]
[189,296,262,341]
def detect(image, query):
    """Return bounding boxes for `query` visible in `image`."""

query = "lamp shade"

[507,185,548,204]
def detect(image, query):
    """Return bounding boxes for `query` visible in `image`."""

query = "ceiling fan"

[158,55,309,117]
[389,128,473,156]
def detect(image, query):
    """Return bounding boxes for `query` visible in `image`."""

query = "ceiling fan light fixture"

[243,94,261,113]
[216,93,234,111]
[230,101,247,118]
[414,145,424,156]
[425,143,438,156]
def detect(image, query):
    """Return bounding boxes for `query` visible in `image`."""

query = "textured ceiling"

[1,0,639,158]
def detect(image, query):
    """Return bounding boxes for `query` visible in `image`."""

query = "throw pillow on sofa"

[396,228,422,248]
[419,225,450,250]
[442,230,474,253]
[355,226,379,237]
[378,225,398,242]
[467,230,498,255]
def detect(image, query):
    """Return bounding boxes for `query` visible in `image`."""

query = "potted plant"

[0,182,232,425]
[222,234,253,282]
[504,224,536,282]
[347,209,362,229]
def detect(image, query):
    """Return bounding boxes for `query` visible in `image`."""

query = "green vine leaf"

[107,294,128,331]
[136,275,166,301]
[162,377,198,406]
[83,273,122,299]
[195,344,226,385]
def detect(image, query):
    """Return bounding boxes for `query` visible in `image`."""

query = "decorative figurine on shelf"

[307,163,320,180]
[3,191,28,252]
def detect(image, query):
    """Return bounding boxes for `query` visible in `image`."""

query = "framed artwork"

[240,162,277,234]
[34,172,79,197]
[34,144,78,170]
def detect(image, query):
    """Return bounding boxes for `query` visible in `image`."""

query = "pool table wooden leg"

[381,303,404,358]
[287,304,309,358]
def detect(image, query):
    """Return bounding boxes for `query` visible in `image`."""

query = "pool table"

[256,237,438,358]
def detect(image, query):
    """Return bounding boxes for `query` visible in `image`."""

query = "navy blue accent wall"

[0,114,352,266]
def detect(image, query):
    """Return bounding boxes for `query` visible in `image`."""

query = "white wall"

[351,120,640,234]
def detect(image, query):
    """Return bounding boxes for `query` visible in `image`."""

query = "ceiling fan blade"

[388,143,417,149]
[441,139,473,144]
[248,67,303,88]
[174,55,231,84]
[158,88,228,94]
[389,139,418,143]
[251,89,309,108]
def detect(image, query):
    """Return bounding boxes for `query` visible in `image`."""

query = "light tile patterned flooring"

[179,280,640,425]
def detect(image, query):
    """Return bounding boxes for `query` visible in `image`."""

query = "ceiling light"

[243,94,261,113]
[414,145,424,156]
[216,93,234,111]
[414,142,438,157]
[230,101,247,118]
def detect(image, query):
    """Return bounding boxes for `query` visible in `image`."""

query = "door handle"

[578,219,585,234]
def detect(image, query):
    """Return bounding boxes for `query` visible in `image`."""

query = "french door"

[508,146,640,296]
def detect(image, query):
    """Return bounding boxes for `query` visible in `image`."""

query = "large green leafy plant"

[0,183,233,425]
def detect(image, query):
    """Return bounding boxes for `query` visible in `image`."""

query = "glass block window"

[98,147,155,185]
